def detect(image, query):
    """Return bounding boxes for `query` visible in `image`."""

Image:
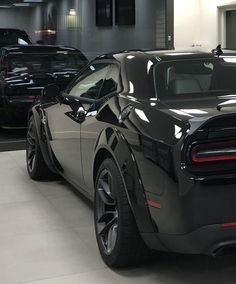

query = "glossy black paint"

[0,45,88,126]
[30,50,236,255]
[0,29,32,48]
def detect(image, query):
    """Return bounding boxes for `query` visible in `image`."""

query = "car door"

[79,63,121,196]
[46,62,111,189]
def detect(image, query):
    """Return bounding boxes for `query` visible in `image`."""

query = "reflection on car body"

[0,29,32,48]
[27,49,236,267]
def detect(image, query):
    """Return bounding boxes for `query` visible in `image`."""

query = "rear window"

[155,57,236,100]
[0,30,31,46]
[7,53,87,74]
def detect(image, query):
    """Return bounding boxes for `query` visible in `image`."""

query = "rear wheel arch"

[93,148,113,187]
[93,128,157,235]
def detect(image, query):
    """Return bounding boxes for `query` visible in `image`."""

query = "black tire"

[94,158,150,268]
[26,116,55,180]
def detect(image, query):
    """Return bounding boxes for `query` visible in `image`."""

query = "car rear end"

[0,46,88,126]
[145,53,236,256]
[0,29,31,48]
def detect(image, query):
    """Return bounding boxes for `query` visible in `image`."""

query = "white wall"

[174,0,201,50]
[174,0,236,51]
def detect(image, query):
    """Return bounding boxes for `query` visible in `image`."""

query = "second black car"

[0,45,88,127]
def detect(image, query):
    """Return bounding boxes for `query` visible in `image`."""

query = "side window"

[68,63,110,99]
[98,64,120,99]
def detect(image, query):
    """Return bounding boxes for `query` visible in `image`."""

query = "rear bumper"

[0,97,35,126]
[142,224,236,255]
[142,172,236,255]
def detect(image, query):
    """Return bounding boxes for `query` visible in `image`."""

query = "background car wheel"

[26,116,56,181]
[94,158,150,268]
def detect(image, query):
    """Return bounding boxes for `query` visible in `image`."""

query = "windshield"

[0,30,31,46]
[7,53,87,75]
[155,57,236,100]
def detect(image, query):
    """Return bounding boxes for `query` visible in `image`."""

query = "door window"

[68,63,110,99]
[98,64,120,99]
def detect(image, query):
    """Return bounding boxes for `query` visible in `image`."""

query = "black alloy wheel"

[96,169,118,255]
[94,158,150,268]
[26,118,37,173]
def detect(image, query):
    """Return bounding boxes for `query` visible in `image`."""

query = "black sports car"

[0,45,88,127]
[27,49,236,267]
[0,29,32,47]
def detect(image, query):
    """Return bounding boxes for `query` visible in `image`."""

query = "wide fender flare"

[30,105,57,173]
[93,127,156,234]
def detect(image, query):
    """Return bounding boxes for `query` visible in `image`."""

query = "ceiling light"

[69,9,76,16]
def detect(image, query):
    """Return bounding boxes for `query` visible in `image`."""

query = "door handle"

[119,105,134,123]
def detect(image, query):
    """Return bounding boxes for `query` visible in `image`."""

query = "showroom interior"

[2,0,236,283]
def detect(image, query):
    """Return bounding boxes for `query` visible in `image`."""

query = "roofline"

[2,44,79,52]
[93,48,236,62]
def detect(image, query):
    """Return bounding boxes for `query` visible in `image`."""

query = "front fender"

[30,104,57,174]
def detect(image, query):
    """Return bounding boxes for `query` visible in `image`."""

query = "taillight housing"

[191,141,236,163]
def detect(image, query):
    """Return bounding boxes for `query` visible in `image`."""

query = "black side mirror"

[42,84,60,99]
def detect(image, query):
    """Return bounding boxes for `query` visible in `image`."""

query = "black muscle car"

[0,29,32,48]
[27,49,236,267]
[0,45,88,127]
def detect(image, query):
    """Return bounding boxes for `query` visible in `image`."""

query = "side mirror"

[42,84,60,99]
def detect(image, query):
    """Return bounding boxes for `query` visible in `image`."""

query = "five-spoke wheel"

[94,158,149,268]
[96,169,118,255]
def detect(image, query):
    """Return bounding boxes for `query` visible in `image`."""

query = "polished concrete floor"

[1,150,236,284]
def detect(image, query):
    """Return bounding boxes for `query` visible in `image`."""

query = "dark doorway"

[226,10,236,50]
[156,0,174,50]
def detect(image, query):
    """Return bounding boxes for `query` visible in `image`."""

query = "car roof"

[1,44,80,54]
[0,28,26,32]
[96,49,236,62]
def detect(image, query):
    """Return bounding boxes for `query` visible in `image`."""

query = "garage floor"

[1,150,236,284]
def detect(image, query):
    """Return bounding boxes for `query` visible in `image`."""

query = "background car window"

[0,30,31,45]
[68,63,110,99]
[98,64,120,99]
[8,53,86,75]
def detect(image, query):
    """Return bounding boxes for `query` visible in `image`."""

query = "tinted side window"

[68,63,110,99]
[98,64,120,99]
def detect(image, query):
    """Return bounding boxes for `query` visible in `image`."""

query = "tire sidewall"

[26,116,40,178]
[94,158,126,267]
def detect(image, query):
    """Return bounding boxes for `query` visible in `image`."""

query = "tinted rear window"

[7,53,87,74]
[155,58,236,100]
[0,30,31,45]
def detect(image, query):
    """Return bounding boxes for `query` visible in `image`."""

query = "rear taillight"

[191,141,236,163]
